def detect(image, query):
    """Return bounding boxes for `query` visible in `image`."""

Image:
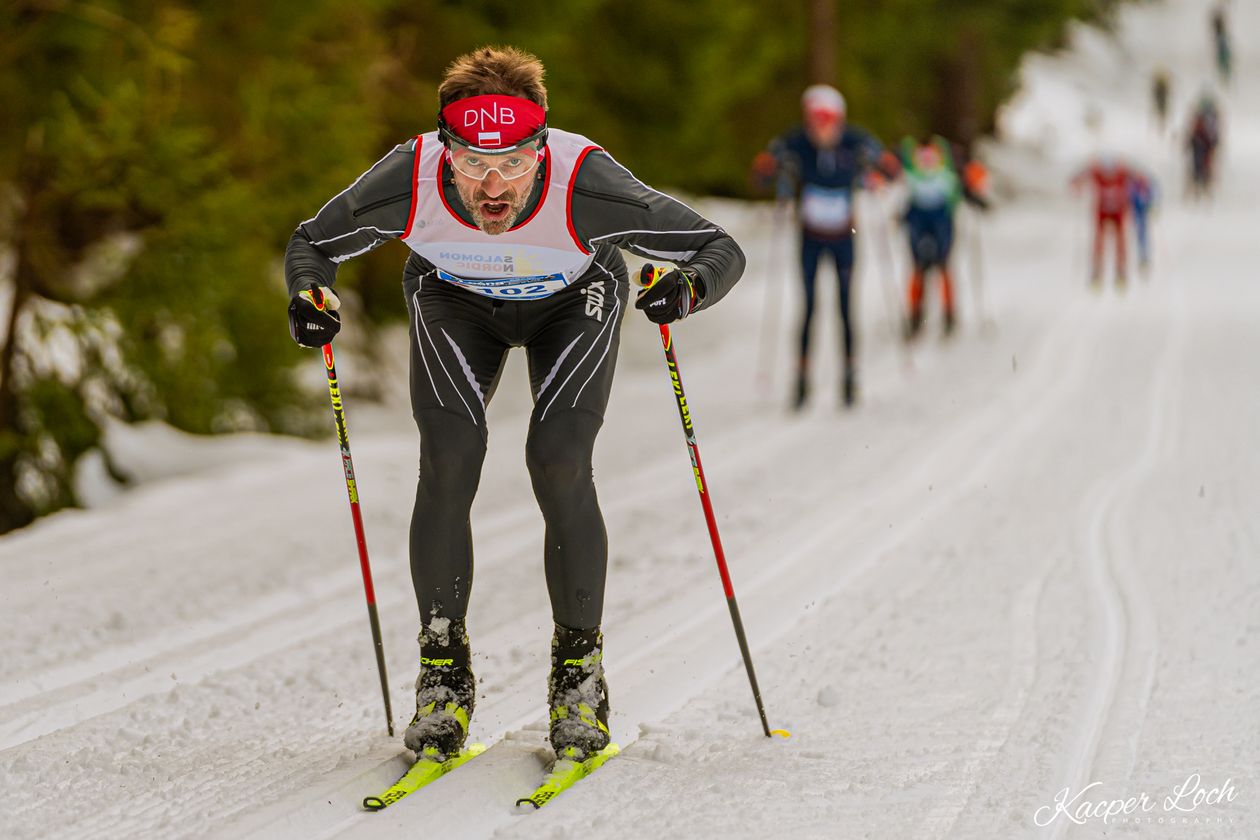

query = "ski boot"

[548,625,610,760]
[792,373,809,411]
[904,308,924,341]
[906,271,925,341]
[404,618,475,760]
[791,357,811,411]
[842,358,857,408]
[943,309,956,337]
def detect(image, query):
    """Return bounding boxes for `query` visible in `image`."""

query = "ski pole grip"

[299,284,340,312]
[637,263,666,289]
[297,283,327,311]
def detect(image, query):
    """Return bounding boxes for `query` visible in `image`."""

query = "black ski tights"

[410,410,484,624]
[410,408,607,630]
[527,410,607,630]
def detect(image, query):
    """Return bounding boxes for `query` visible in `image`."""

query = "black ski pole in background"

[871,191,911,344]
[754,200,790,394]
[310,290,393,736]
[966,205,995,335]
[638,264,789,740]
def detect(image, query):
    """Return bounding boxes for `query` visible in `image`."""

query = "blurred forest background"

[0,0,1119,532]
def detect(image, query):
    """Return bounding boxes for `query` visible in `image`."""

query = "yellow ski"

[515,744,620,810]
[363,743,486,811]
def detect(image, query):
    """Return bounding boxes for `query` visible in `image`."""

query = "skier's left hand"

[635,267,701,324]
[288,284,342,348]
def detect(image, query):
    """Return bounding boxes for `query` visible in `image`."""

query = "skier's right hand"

[635,266,701,324]
[288,284,341,348]
[749,150,777,194]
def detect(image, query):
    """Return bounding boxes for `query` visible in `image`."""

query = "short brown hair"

[438,46,548,110]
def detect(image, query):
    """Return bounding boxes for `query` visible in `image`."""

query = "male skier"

[1071,155,1138,288]
[755,85,891,410]
[1129,169,1157,273]
[284,46,745,763]
[898,135,988,338]
[1187,95,1222,199]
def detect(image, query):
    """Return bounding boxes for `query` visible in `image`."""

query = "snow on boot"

[404,618,475,760]
[548,625,610,760]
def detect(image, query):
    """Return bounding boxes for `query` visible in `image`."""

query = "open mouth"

[480,200,511,220]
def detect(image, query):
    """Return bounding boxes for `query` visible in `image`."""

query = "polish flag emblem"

[478,131,502,146]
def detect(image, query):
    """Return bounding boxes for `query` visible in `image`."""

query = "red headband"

[439,95,547,150]
[806,107,842,126]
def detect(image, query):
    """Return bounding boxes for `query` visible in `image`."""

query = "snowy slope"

[3,1,1258,837]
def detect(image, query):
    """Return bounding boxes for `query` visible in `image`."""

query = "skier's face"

[915,145,943,171]
[805,108,843,147]
[452,159,536,235]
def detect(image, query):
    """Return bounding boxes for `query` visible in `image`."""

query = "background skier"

[1187,95,1222,199]
[1212,3,1233,84]
[1071,154,1138,288]
[898,135,988,339]
[1129,169,1158,273]
[1151,67,1171,131]
[754,84,893,410]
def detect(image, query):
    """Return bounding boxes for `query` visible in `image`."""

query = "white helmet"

[802,84,846,116]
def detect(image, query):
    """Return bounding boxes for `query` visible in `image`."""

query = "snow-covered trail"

[3,0,1258,837]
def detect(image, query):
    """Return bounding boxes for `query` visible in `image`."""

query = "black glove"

[635,267,701,325]
[288,285,342,348]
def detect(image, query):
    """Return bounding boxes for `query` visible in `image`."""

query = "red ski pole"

[317,325,394,737]
[639,264,789,740]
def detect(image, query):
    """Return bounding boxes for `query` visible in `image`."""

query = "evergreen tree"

[0,0,1118,533]
[0,2,387,531]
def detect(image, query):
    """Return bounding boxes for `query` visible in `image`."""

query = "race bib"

[800,185,852,234]
[909,173,953,210]
[436,269,570,301]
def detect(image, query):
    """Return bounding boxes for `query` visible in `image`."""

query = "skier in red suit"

[1071,157,1137,288]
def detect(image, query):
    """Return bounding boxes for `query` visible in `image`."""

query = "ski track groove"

[914,573,1047,840]
[1050,243,1189,840]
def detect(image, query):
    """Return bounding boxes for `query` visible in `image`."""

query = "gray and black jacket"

[284,137,745,308]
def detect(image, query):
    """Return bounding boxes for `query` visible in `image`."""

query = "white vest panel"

[401,129,602,300]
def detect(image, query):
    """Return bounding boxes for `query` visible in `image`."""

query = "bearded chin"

[458,184,526,235]
[474,209,516,235]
